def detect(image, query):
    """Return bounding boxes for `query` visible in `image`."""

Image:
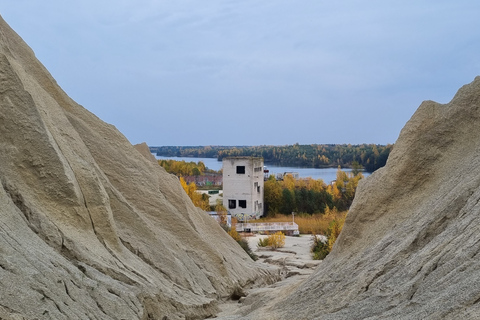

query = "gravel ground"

[212,234,323,319]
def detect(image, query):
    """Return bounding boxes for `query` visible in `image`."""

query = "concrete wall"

[222,157,264,221]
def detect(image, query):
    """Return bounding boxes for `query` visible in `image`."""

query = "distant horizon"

[148,142,394,147]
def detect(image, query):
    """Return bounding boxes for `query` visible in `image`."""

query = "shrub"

[310,217,346,260]
[311,234,329,260]
[257,232,286,249]
[228,226,242,242]
[327,219,342,252]
[257,237,270,247]
[269,231,286,249]
[238,238,257,261]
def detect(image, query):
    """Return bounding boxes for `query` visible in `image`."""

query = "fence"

[235,222,298,234]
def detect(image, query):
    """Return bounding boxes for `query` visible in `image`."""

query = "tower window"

[239,200,247,208]
[228,199,236,209]
[236,166,245,174]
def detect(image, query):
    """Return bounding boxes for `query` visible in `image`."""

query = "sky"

[1,1,479,146]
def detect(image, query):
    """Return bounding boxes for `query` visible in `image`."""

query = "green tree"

[351,161,363,176]
[192,167,201,176]
[280,188,295,215]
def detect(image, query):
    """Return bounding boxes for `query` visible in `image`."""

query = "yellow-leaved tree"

[282,174,296,191]
[215,203,228,226]
[179,177,210,211]
[327,219,343,252]
[264,175,283,214]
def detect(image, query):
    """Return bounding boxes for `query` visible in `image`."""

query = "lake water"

[154,155,370,183]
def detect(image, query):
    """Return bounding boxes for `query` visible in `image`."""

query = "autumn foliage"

[179,177,210,211]
[264,167,363,216]
[310,213,347,260]
[215,203,228,226]
[158,159,208,176]
[257,231,286,249]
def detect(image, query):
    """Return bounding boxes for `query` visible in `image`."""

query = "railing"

[235,222,298,232]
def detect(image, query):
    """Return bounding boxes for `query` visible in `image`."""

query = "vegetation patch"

[264,168,363,215]
[179,177,210,210]
[222,223,257,261]
[310,217,346,260]
[258,209,347,235]
[257,232,286,249]
[158,159,219,176]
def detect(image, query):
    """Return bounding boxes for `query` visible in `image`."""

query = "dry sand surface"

[212,234,322,318]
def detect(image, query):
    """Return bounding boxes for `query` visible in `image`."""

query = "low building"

[222,157,264,221]
[275,171,300,180]
[182,174,222,186]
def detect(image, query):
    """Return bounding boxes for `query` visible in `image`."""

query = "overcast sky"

[1,1,479,146]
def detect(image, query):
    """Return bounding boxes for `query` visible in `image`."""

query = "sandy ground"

[247,234,321,273]
[211,234,323,319]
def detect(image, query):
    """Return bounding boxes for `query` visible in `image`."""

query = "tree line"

[150,144,393,172]
[264,168,363,216]
[158,159,206,176]
[157,159,220,176]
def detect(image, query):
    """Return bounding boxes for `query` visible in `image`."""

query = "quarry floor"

[213,234,322,318]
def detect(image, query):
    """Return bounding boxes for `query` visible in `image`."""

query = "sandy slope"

[0,15,278,320]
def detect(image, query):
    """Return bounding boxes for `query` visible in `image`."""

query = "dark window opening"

[228,199,236,209]
[236,166,245,174]
[239,200,247,208]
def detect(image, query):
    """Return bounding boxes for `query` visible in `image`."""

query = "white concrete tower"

[222,157,264,221]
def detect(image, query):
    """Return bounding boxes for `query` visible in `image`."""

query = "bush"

[310,217,345,260]
[257,232,286,249]
[311,234,329,260]
[269,231,286,249]
[228,227,242,242]
[257,237,270,247]
[327,219,342,252]
[238,238,257,261]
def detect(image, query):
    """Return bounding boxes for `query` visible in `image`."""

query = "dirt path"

[212,234,322,319]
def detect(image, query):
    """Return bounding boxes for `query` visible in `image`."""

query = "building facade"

[222,157,264,221]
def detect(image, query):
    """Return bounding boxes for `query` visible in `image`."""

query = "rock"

[285,271,300,278]
[230,286,247,300]
[222,77,480,319]
[0,15,277,320]
[133,142,158,163]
